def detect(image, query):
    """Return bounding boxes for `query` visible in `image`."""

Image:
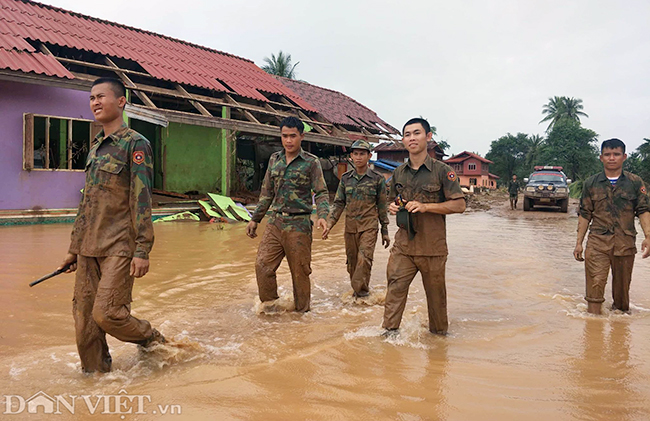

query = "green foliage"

[569,179,583,199]
[625,138,650,184]
[436,139,450,152]
[539,119,600,181]
[485,132,531,183]
[261,51,300,79]
[539,96,589,132]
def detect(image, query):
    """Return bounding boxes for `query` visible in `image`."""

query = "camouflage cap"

[350,140,372,152]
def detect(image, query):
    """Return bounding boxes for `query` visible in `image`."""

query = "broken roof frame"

[0,0,399,147]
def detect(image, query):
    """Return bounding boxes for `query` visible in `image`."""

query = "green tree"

[539,96,589,132]
[539,120,599,181]
[625,138,650,184]
[525,134,545,172]
[261,51,300,79]
[436,139,450,152]
[485,132,530,182]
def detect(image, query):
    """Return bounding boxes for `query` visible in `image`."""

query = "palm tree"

[525,134,544,169]
[638,138,650,158]
[261,51,299,79]
[539,96,589,131]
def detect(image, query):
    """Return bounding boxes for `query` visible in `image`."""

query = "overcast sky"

[44,0,650,155]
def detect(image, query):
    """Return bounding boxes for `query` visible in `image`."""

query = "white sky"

[43,0,650,155]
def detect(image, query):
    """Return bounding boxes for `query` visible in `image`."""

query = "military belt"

[277,211,311,217]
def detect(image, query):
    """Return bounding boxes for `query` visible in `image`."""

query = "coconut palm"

[525,134,545,169]
[261,51,299,79]
[539,96,589,131]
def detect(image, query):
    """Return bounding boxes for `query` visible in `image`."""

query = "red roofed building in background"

[0,0,398,216]
[444,151,499,189]
[374,140,446,162]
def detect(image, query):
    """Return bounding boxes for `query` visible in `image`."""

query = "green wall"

[162,122,223,193]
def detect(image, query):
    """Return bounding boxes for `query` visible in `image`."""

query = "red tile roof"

[0,47,72,78]
[0,0,314,110]
[277,76,398,134]
[444,151,493,164]
[373,140,442,152]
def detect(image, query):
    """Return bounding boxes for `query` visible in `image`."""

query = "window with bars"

[23,114,102,171]
[468,163,477,170]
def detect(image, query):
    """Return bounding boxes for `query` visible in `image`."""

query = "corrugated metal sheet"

[278,76,399,134]
[0,47,73,78]
[0,32,34,51]
[0,0,315,111]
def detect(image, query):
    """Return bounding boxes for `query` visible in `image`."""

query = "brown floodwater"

[1,207,650,420]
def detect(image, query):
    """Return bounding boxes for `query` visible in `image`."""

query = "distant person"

[508,174,520,209]
[323,140,390,298]
[246,117,329,312]
[58,77,164,373]
[574,138,650,314]
[383,118,466,336]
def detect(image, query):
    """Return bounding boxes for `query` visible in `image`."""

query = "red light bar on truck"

[534,166,563,171]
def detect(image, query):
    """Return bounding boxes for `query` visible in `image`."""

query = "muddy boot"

[138,329,166,349]
[381,328,399,338]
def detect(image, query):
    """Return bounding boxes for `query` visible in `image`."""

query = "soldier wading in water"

[323,139,390,298]
[58,77,164,373]
[246,117,330,312]
[574,138,650,314]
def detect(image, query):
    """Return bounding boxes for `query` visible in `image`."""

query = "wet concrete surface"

[1,201,650,420]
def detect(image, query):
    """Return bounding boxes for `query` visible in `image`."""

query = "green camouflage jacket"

[327,168,389,235]
[251,148,329,233]
[69,123,154,259]
[580,171,649,256]
[508,179,520,195]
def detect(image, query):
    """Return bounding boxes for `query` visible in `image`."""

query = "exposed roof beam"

[175,84,212,116]
[142,106,353,147]
[104,57,157,108]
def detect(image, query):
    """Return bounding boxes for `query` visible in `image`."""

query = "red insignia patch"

[641,185,647,195]
[133,151,145,165]
[447,171,456,181]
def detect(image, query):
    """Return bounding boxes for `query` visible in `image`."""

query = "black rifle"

[29,263,72,287]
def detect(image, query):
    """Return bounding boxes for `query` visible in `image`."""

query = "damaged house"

[0,0,398,219]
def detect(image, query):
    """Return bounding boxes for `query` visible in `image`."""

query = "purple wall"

[0,80,94,210]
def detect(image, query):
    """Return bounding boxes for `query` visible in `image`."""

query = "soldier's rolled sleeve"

[251,156,276,223]
[579,182,594,221]
[635,180,650,216]
[130,139,154,259]
[311,160,330,220]
[377,178,390,234]
[328,178,346,228]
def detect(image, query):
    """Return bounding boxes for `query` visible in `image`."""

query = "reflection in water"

[1,212,650,420]
[569,319,645,421]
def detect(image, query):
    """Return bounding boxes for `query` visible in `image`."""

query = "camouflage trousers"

[585,243,635,311]
[383,251,448,334]
[73,256,153,373]
[344,229,378,295]
[255,223,313,312]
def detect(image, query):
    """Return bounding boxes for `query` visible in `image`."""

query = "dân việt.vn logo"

[3,389,181,417]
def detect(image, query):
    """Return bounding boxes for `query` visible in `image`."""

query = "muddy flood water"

[2,204,650,420]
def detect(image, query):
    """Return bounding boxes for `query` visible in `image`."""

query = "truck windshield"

[530,173,565,183]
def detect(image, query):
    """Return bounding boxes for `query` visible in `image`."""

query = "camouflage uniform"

[579,171,649,310]
[68,123,156,372]
[383,155,464,334]
[328,167,389,295]
[251,148,329,312]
